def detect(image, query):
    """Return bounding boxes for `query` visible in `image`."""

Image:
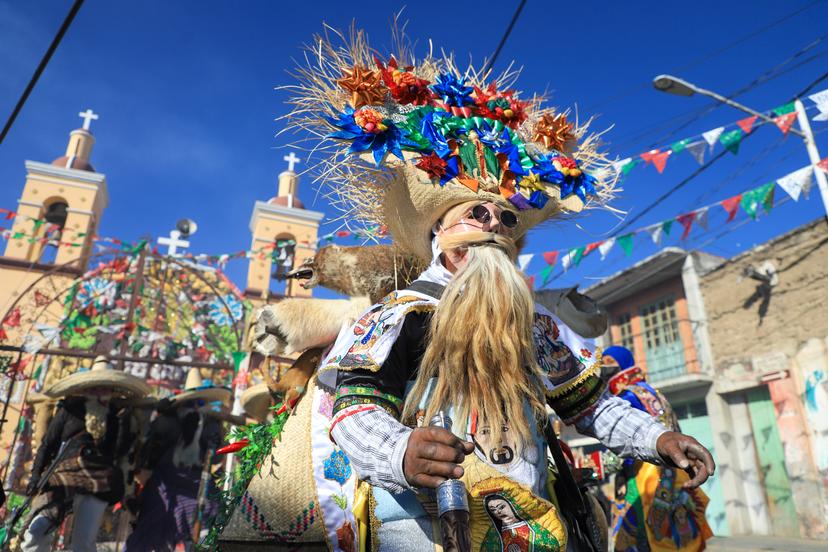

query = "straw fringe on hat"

[240,383,279,422]
[171,368,232,404]
[44,356,151,399]
[283,25,618,261]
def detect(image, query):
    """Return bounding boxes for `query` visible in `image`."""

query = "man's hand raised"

[403,427,474,489]
[656,431,716,489]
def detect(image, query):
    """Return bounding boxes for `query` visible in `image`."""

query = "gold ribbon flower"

[337,65,388,109]
[532,113,575,152]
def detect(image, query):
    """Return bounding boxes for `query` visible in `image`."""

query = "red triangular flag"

[737,115,758,134]
[542,251,559,266]
[721,194,743,222]
[774,112,797,135]
[640,149,660,164]
[2,307,21,328]
[816,158,828,175]
[584,241,603,256]
[652,151,671,173]
[0,326,7,340]
[676,212,696,240]
[527,276,535,289]
[4,211,15,220]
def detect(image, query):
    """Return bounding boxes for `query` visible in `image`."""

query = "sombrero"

[287,29,617,261]
[171,367,232,404]
[240,383,280,422]
[44,356,151,399]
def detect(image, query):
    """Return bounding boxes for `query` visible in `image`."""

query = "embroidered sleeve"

[533,304,605,423]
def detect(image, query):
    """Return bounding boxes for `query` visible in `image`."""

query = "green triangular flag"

[662,219,674,236]
[572,246,586,267]
[758,181,775,214]
[773,102,795,116]
[670,139,691,154]
[12,232,23,239]
[539,265,554,287]
[621,159,638,177]
[32,219,45,231]
[719,129,743,155]
[740,189,760,219]
[232,351,248,372]
[617,233,634,256]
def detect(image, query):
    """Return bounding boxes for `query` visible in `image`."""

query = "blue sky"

[1,0,827,298]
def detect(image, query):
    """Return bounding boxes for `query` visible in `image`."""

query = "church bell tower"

[246,152,323,300]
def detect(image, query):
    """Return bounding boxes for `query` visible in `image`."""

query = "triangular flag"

[598,237,615,259]
[517,253,534,272]
[703,126,725,150]
[695,207,710,230]
[648,224,664,245]
[662,219,674,237]
[719,129,744,154]
[670,139,691,154]
[760,182,776,214]
[621,159,639,177]
[773,102,796,116]
[613,158,632,175]
[809,89,828,122]
[528,276,536,289]
[721,194,742,222]
[686,141,707,165]
[561,250,575,271]
[542,251,559,267]
[617,233,634,256]
[652,150,671,173]
[776,166,813,202]
[676,212,696,239]
[817,158,828,175]
[571,246,586,267]
[584,241,603,257]
[740,182,775,220]
[774,112,797,135]
[737,115,758,134]
[740,191,759,220]
[640,149,660,164]
[539,265,554,287]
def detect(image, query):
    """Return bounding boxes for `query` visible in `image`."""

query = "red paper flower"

[415,152,449,180]
[580,348,592,359]
[375,56,432,106]
[473,83,528,129]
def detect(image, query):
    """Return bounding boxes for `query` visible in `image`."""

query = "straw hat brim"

[381,157,585,261]
[171,386,232,405]
[45,370,152,399]
[240,383,280,422]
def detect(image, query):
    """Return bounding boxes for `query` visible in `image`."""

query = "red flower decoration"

[556,156,578,170]
[473,83,528,129]
[580,348,592,359]
[375,56,432,106]
[415,152,449,180]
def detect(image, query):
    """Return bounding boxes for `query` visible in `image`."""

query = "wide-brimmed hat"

[240,383,280,422]
[171,367,232,405]
[287,29,616,261]
[44,356,152,399]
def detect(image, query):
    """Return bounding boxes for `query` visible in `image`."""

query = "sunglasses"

[467,204,519,229]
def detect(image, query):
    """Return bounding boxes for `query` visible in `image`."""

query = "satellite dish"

[176,218,198,237]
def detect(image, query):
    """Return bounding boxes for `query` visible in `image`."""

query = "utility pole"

[794,99,828,218]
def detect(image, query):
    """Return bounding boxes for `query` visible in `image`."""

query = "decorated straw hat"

[240,383,280,422]
[171,367,232,405]
[287,29,616,261]
[45,355,151,399]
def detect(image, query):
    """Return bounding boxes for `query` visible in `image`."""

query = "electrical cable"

[482,0,526,75]
[0,0,85,146]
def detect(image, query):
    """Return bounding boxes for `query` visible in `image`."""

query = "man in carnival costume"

[218,28,715,552]
[21,356,150,552]
[124,368,230,551]
[602,346,713,551]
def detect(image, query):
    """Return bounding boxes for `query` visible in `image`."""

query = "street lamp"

[653,74,828,218]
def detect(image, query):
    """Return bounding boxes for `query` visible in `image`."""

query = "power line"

[792,68,828,100]
[482,0,526,75]
[0,0,85,147]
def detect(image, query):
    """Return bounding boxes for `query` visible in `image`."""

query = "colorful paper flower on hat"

[473,83,528,129]
[431,71,475,109]
[323,449,352,485]
[533,113,575,152]
[336,64,387,109]
[76,277,118,314]
[375,56,432,106]
[415,152,460,185]
[328,106,407,166]
[207,294,244,327]
[533,154,596,201]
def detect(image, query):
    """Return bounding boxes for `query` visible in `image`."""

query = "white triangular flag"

[613,157,632,175]
[686,141,707,165]
[598,237,616,260]
[517,253,534,272]
[648,224,663,245]
[809,89,828,122]
[695,207,709,231]
[703,127,725,150]
[561,251,575,271]
[776,166,813,202]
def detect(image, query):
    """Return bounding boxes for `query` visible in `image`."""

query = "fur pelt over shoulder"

[249,296,370,357]
[286,244,427,303]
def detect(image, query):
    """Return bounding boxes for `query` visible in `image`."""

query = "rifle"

[190,445,215,545]
[1,438,73,548]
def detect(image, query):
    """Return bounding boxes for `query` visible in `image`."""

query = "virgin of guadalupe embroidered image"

[484,494,536,552]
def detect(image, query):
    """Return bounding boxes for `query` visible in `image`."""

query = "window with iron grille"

[616,313,635,351]
[639,296,684,382]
